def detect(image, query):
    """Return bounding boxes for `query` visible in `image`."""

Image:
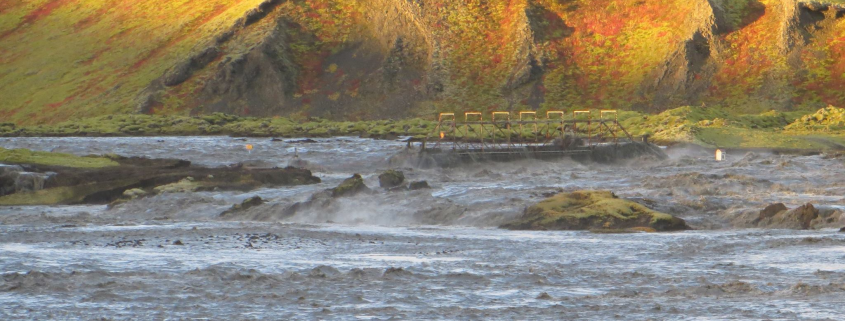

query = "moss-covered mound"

[501,191,688,232]
[0,147,118,168]
[785,106,845,132]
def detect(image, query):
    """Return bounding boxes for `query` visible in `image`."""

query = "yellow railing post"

[492,112,510,145]
[465,112,484,150]
[600,110,618,144]
[573,110,592,147]
[547,111,565,140]
[519,111,537,143]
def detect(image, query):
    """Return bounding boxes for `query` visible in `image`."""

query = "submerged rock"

[378,170,405,189]
[500,190,689,231]
[275,174,373,220]
[220,196,265,218]
[408,181,430,190]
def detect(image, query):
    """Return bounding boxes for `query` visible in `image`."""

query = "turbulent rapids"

[1,136,845,320]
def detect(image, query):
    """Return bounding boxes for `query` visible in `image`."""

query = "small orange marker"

[246,144,253,154]
[440,132,445,139]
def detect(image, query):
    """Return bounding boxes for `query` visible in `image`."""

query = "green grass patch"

[0,147,118,168]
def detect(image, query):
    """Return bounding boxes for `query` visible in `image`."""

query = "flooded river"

[1,137,844,320]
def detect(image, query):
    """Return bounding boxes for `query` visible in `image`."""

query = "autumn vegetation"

[1,0,844,150]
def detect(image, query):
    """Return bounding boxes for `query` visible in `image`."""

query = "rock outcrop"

[378,170,406,189]
[500,190,689,231]
[0,157,320,206]
[408,181,430,190]
[732,202,845,229]
[220,196,266,218]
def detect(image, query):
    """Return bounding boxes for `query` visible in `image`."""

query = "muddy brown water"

[1,137,845,320]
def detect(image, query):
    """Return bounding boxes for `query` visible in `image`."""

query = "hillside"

[1,0,844,124]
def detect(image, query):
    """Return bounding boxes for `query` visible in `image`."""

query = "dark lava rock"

[332,174,370,197]
[839,227,845,233]
[220,196,265,218]
[173,240,184,246]
[408,181,431,190]
[378,170,405,189]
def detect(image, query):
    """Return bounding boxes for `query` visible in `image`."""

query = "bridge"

[403,110,653,167]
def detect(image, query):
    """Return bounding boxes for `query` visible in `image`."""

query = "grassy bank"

[0,113,435,139]
[1,106,844,151]
[618,106,845,150]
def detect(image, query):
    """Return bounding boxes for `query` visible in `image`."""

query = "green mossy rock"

[332,174,370,197]
[378,170,405,189]
[501,190,688,232]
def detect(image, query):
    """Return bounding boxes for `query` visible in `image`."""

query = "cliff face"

[1,0,844,124]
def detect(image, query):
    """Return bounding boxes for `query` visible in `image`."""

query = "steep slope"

[1,0,844,124]
[0,0,286,124]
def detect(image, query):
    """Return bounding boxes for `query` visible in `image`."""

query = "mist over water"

[2,137,845,320]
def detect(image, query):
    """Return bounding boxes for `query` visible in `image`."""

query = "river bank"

[2,106,845,152]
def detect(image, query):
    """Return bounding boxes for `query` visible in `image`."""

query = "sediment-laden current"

[1,137,844,320]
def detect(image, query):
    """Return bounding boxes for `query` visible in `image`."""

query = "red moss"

[0,0,76,40]
[73,7,111,32]
[0,0,23,12]
[45,95,77,111]
[130,3,237,71]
